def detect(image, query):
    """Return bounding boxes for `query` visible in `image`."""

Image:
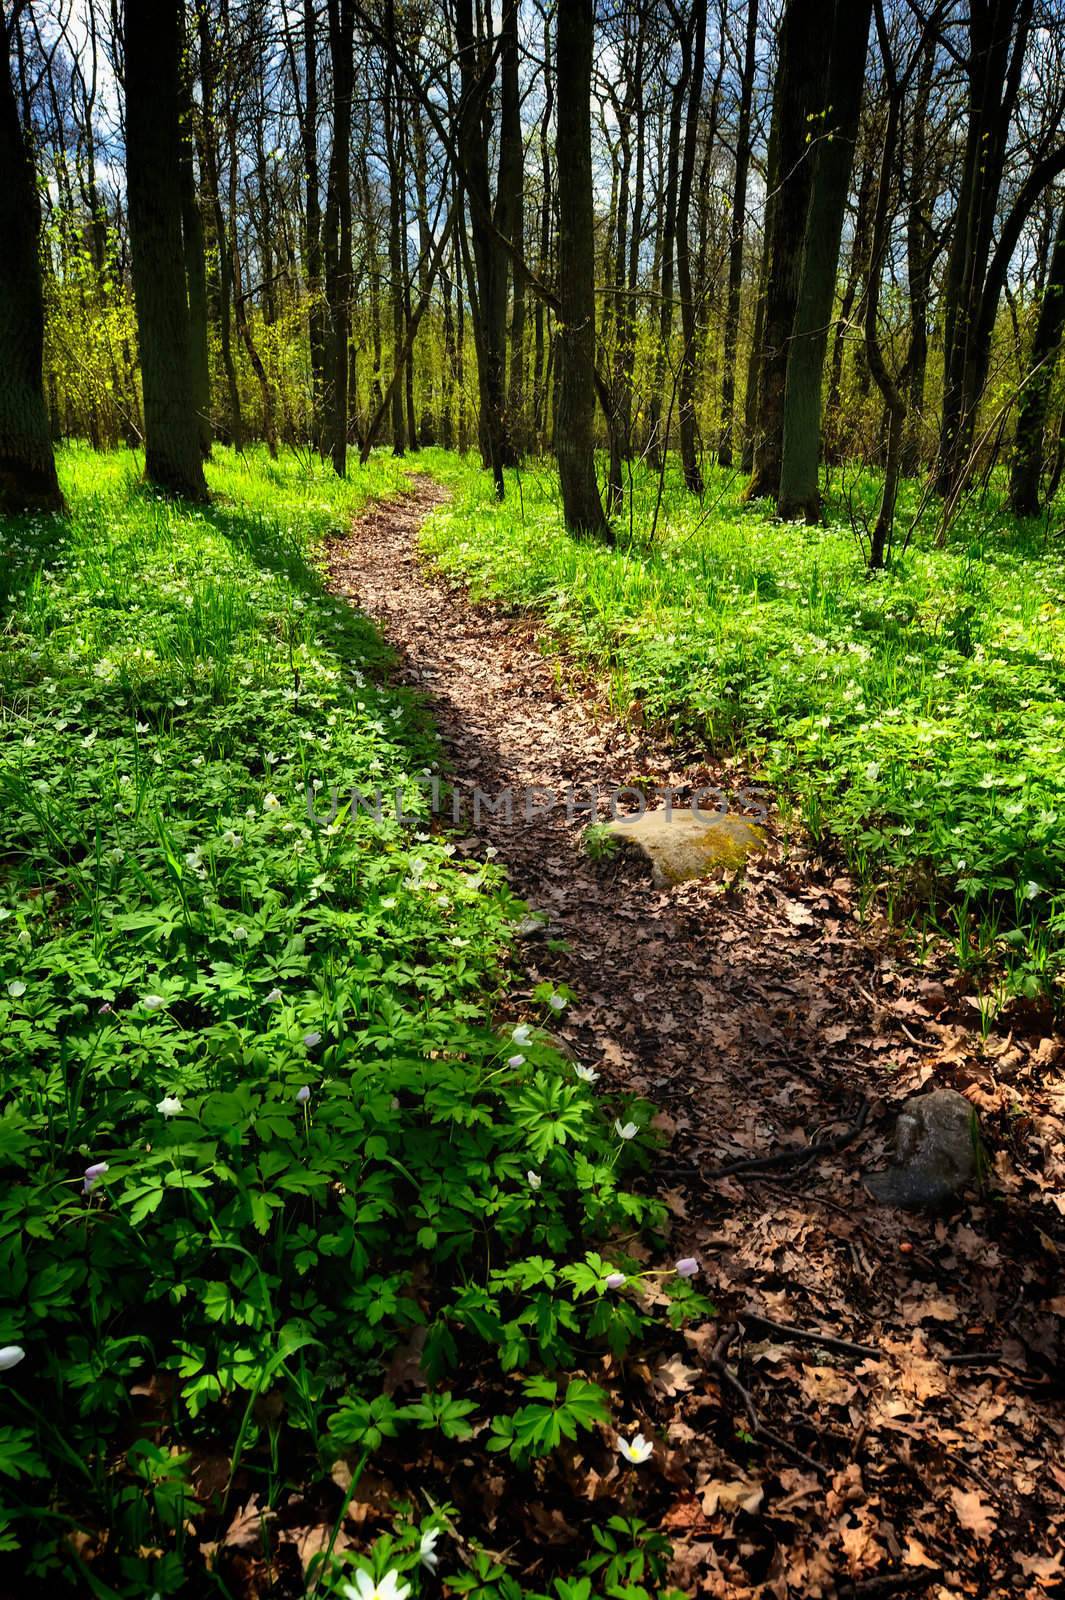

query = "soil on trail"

[328,477,1065,1599]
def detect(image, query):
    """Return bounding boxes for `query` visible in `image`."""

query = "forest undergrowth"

[421,451,1065,1014]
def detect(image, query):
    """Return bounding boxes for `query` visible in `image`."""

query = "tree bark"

[323,0,354,476]
[676,0,707,494]
[125,0,208,500]
[777,0,873,522]
[0,13,64,514]
[1010,204,1065,516]
[744,0,832,502]
[936,0,1035,496]
[554,0,610,538]
[718,0,758,469]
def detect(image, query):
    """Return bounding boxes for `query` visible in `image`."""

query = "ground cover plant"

[420,453,1065,1010]
[0,447,711,1597]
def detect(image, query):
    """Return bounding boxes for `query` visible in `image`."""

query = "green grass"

[420,451,1065,1007]
[0,447,701,1596]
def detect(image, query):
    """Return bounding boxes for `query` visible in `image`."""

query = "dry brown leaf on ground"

[949,1486,997,1540]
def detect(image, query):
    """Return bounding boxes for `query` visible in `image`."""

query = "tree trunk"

[936,0,1034,496]
[718,0,758,468]
[0,13,64,515]
[676,0,707,494]
[178,51,212,458]
[125,0,208,500]
[455,0,509,494]
[324,0,354,476]
[646,38,689,465]
[554,0,610,538]
[745,0,832,502]
[1010,205,1065,516]
[302,0,326,444]
[777,0,873,522]
[196,0,243,449]
[498,0,525,461]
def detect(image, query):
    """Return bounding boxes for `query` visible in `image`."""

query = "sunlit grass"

[420,450,1065,1003]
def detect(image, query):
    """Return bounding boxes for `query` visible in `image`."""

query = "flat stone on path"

[606,807,766,888]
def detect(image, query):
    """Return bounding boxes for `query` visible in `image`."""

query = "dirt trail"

[328,477,1065,1597]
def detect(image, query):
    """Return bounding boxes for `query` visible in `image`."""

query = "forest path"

[327,475,1064,1595]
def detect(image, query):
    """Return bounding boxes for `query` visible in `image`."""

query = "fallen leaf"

[950,1487,996,1540]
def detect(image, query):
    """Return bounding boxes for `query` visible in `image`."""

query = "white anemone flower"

[142,994,167,1011]
[527,1170,542,1191]
[574,1064,599,1084]
[511,1023,533,1047]
[614,1119,639,1141]
[263,792,281,812]
[0,1346,26,1371]
[419,1527,442,1572]
[617,1432,653,1465]
[342,1571,411,1600]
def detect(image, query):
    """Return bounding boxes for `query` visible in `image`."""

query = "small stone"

[864,1088,982,1209]
[604,808,767,888]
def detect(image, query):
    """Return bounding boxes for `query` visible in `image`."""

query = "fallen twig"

[839,1569,943,1598]
[696,1100,872,1181]
[738,1310,879,1361]
[708,1326,829,1478]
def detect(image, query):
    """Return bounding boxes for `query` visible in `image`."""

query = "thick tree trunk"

[745,0,831,503]
[498,0,525,461]
[676,0,707,494]
[646,43,688,466]
[125,0,208,501]
[178,56,212,458]
[533,9,554,450]
[555,0,609,538]
[455,0,510,494]
[302,0,325,444]
[324,0,354,476]
[718,0,758,469]
[196,0,243,450]
[0,18,64,515]
[936,0,1034,496]
[1010,205,1065,516]
[777,0,873,522]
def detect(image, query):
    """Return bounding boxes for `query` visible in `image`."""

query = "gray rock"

[864,1088,982,1209]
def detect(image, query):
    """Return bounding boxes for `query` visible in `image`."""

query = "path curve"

[327,474,1065,1595]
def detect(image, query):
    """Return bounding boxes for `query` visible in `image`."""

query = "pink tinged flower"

[0,1346,26,1371]
[507,1053,525,1068]
[296,1085,311,1104]
[83,1160,109,1194]
[303,1030,321,1047]
[605,1271,626,1289]
[617,1432,653,1464]
[675,1257,699,1278]
[98,1002,113,1014]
